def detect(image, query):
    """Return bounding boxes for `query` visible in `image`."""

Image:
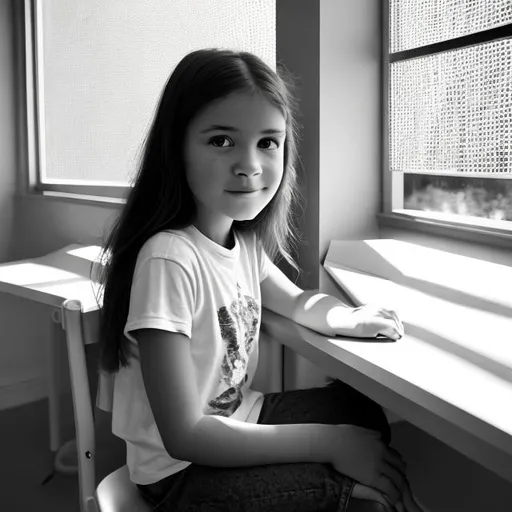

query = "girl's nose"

[234,152,262,177]
[234,166,262,178]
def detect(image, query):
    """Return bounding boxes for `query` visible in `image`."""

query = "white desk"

[0,244,102,452]
[262,239,512,485]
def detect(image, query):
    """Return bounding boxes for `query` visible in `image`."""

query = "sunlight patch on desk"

[325,239,512,311]
[67,245,103,263]
[0,263,81,287]
[325,265,512,372]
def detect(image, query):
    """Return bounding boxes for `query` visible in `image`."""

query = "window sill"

[378,210,512,250]
[17,190,126,208]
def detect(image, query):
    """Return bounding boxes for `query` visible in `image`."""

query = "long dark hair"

[96,48,303,373]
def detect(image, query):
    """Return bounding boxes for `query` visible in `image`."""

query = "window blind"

[38,0,276,184]
[388,0,512,177]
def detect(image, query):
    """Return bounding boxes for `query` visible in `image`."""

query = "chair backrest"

[62,298,152,512]
[62,299,103,512]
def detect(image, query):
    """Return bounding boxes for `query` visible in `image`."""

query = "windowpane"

[389,39,512,176]
[39,0,275,184]
[404,174,512,221]
[390,0,512,53]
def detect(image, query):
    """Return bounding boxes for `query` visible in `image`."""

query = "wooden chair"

[61,298,385,512]
[62,299,150,512]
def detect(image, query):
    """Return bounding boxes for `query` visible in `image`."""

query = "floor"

[2,398,512,511]
[1,398,125,512]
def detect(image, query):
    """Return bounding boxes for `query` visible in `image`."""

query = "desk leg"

[48,309,63,452]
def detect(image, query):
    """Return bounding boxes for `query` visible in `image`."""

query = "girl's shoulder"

[137,227,200,266]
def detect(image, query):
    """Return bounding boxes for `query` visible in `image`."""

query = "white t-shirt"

[112,225,270,485]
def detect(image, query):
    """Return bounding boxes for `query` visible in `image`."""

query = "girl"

[98,48,425,512]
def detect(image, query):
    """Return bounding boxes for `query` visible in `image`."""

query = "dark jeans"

[137,379,391,511]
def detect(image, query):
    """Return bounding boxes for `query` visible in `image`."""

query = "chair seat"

[96,465,151,512]
[96,465,387,512]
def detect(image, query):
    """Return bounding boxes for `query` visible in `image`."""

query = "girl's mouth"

[226,189,263,195]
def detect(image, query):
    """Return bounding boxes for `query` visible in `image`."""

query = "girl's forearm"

[174,414,338,468]
[291,290,354,337]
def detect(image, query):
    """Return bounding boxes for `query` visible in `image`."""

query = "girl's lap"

[143,460,353,512]
[257,378,390,443]
[138,379,391,512]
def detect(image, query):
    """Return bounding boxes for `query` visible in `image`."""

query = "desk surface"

[0,244,102,312]
[264,239,512,485]
[262,309,512,485]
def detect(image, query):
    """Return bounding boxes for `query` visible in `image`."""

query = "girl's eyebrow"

[200,125,286,135]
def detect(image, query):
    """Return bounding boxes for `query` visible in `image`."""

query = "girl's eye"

[209,136,233,148]
[258,138,279,150]
[208,136,280,149]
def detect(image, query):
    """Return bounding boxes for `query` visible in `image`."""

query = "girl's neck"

[192,221,235,250]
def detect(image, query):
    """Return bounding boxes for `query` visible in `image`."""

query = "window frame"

[380,0,512,249]
[23,0,134,200]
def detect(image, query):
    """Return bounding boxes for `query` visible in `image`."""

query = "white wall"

[0,0,16,264]
[279,0,382,391]
[318,0,382,255]
[0,0,51,408]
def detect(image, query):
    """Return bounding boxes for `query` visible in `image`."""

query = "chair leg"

[346,498,388,512]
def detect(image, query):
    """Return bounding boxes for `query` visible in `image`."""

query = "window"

[384,0,512,231]
[24,0,275,199]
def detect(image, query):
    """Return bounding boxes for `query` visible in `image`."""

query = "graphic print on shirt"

[206,283,260,417]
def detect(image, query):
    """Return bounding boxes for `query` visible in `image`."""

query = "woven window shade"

[390,0,512,53]
[389,38,512,177]
[40,0,276,183]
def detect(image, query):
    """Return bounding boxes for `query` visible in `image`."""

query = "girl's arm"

[136,328,408,502]
[261,263,404,340]
[136,328,339,466]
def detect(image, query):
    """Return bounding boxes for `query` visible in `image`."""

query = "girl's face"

[184,92,286,247]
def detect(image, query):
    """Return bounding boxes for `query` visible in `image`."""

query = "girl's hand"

[334,304,404,340]
[352,483,394,511]
[352,482,429,512]
[329,425,409,505]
